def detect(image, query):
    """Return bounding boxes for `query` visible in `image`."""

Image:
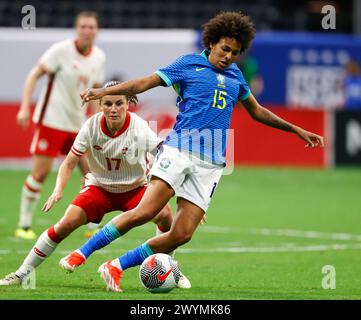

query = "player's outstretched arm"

[17,64,47,129]
[80,74,163,104]
[242,93,324,148]
[42,152,80,212]
[86,82,103,114]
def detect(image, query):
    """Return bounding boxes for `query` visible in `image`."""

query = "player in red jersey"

[15,11,105,239]
[0,81,191,289]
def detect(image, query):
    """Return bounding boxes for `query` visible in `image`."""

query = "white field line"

[198,226,235,233]
[1,242,361,256]
[2,227,361,256]
[177,243,361,253]
[251,228,361,242]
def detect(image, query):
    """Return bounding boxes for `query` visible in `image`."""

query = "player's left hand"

[294,127,324,148]
[42,191,63,213]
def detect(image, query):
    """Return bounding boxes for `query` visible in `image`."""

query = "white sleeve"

[71,120,90,157]
[95,54,106,85]
[38,42,63,73]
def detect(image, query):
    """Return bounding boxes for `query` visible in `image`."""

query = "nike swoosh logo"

[195,67,206,71]
[157,267,174,282]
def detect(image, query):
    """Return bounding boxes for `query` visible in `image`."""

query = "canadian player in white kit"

[15,11,106,239]
[0,81,191,289]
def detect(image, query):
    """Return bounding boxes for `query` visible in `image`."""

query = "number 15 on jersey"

[212,90,227,110]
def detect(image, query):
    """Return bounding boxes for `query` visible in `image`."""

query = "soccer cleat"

[0,273,22,286]
[59,251,86,273]
[98,261,123,292]
[15,228,37,240]
[177,271,191,289]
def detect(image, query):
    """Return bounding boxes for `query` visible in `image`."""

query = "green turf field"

[0,167,360,300]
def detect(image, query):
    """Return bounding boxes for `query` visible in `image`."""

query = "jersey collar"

[101,112,131,138]
[200,49,210,60]
[74,40,93,57]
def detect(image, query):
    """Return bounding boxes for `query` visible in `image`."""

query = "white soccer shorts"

[149,145,224,212]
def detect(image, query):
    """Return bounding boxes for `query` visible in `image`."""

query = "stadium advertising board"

[335,111,361,165]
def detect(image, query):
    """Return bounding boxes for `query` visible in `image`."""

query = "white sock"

[18,175,43,229]
[15,229,58,278]
[156,225,175,258]
[110,258,122,270]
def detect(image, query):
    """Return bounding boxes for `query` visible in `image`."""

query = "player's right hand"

[80,87,105,106]
[16,108,30,129]
[294,127,324,148]
[42,192,63,213]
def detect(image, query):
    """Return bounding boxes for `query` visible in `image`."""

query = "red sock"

[47,226,63,243]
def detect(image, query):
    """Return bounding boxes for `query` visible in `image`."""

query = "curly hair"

[202,11,256,54]
[102,81,138,105]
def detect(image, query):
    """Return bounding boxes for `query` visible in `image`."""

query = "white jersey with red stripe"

[32,39,106,133]
[71,112,162,193]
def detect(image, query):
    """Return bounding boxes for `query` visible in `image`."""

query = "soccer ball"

[139,253,180,293]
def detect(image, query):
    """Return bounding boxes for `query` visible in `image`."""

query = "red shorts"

[71,185,147,223]
[30,124,78,157]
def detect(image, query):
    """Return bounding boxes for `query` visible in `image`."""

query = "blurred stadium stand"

[0,0,353,33]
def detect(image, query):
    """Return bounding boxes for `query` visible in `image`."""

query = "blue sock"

[79,221,121,258]
[119,242,153,271]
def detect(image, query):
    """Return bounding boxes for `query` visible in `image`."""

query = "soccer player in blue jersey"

[62,11,324,292]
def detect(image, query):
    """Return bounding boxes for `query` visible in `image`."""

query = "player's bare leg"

[150,200,191,288]
[149,198,202,288]
[16,155,54,239]
[54,205,88,238]
[148,197,204,253]
[1,206,87,286]
[112,177,175,232]
[151,203,172,233]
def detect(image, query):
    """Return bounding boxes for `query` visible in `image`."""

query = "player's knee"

[31,172,47,183]
[170,229,193,246]
[57,218,78,234]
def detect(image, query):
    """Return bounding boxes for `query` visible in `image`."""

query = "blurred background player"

[65,11,324,292]
[15,11,106,239]
[237,51,264,98]
[0,81,190,288]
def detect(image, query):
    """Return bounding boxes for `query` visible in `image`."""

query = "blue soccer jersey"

[155,50,251,165]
